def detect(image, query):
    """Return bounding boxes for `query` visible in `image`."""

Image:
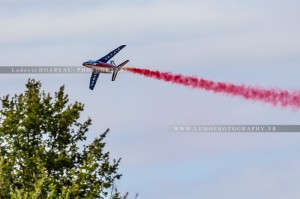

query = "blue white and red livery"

[83,45,129,90]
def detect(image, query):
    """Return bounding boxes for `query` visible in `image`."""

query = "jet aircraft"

[83,45,129,90]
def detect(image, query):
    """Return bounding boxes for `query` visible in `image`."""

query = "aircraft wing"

[89,70,100,90]
[96,45,126,63]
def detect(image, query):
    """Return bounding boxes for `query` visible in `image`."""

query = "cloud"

[1,0,300,70]
[4,0,300,45]
[119,146,300,199]
[1,1,300,199]
[0,2,215,44]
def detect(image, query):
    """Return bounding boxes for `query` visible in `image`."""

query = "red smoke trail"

[123,67,300,109]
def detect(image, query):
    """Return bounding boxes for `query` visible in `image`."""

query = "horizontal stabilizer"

[118,60,129,68]
[112,60,129,81]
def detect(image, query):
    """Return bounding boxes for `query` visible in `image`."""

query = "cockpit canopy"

[83,60,95,66]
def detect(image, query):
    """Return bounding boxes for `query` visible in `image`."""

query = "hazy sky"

[1,1,300,198]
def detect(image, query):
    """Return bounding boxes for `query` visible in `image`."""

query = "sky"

[1,0,300,198]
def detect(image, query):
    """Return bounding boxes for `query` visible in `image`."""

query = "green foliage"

[0,79,127,199]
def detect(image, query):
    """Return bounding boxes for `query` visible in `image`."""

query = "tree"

[0,79,128,199]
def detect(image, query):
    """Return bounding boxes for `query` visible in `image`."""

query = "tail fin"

[112,60,129,81]
[110,60,116,66]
